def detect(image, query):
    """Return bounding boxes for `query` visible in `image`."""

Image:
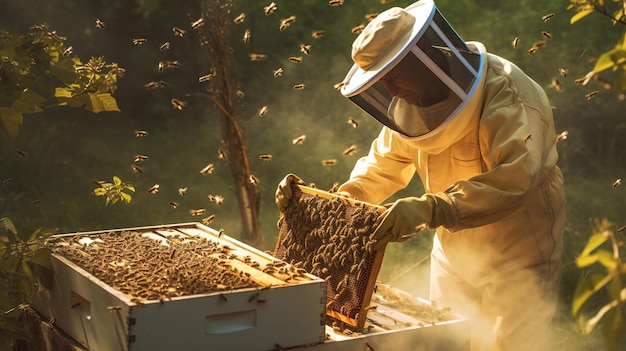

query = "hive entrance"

[274,185,385,328]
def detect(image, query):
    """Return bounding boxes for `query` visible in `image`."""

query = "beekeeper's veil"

[340,0,484,138]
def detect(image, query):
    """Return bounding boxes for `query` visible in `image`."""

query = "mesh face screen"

[274,185,385,327]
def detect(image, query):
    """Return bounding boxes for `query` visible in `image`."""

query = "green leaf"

[54,87,73,98]
[126,185,135,192]
[0,316,28,340]
[582,232,610,257]
[11,89,47,113]
[593,48,626,74]
[120,192,132,203]
[577,253,599,268]
[597,249,618,269]
[0,107,23,140]
[570,8,595,24]
[572,273,611,316]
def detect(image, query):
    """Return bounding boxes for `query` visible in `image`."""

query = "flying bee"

[556,130,568,142]
[280,16,296,31]
[259,154,273,161]
[329,0,344,6]
[541,31,552,40]
[512,37,519,48]
[191,17,205,29]
[234,13,246,24]
[289,56,303,63]
[236,90,244,98]
[148,184,160,194]
[347,117,359,128]
[198,74,213,83]
[200,163,214,175]
[299,43,311,55]
[172,27,186,37]
[292,134,306,145]
[164,60,181,68]
[551,78,563,92]
[322,159,337,166]
[523,134,532,143]
[190,208,206,216]
[2,178,12,186]
[134,154,149,162]
[533,40,547,48]
[333,81,345,90]
[380,0,394,3]
[95,19,105,29]
[178,187,187,196]
[213,194,224,206]
[528,47,537,54]
[132,38,147,45]
[558,68,567,77]
[273,67,283,77]
[169,201,179,209]
[171,98,187,110]
[107,306,122,312]
[249,53,268,61]
[365,13,379,21]
[159,42,170,51]
[218,149,227,159]
[249,175,260,185]
[258,105,269,116]
[312,30,326,38]
[202,214,216,225]
[293,83,305,90]
[243,29,251,43]
[351,24,365,34]
[542,13,554,21]
[343,145,357,156]
[144,80,167,89]
[131,164,143,174]
[612,179,622,188]
[62,46,73,56]
[17,150,28,158]
[264,2,277,15]
[585,90,599,100]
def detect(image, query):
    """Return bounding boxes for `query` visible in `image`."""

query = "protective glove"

[372,195,433,251]
[275,173,306,213]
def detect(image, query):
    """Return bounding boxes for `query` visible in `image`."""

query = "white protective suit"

[338,43,566,351]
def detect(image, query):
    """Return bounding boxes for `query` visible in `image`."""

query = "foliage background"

[1,0,625,349]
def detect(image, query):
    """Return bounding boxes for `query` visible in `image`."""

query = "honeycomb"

[274,185,385,328]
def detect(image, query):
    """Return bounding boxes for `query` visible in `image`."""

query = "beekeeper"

[276,1,566,350]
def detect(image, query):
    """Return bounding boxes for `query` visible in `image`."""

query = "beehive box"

[31,223,327,351]
[275,185,386,328]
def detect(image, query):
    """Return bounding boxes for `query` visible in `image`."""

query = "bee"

[558,68,567,77]
[248,291,260,302]
[289,56,303,63]
[542,13,554,22]
[280,16,296,31]
[556,130,569,142]
[144,80,167,89]
[17,149,28,158]
[299,43,311,55]
[292,134,306,145]
[218,149,227,159]
[202,214,216,225]
[198,74,213,83]
[329,0,344,6]
[131,164,143,174]
[541,31,552,40]
[249,174,260,185]
[585,90,599,100]
[242,29,251,43]
[178,187,187,196]
[134,154,149,162]
[107,306,122,312]
[32,199,41,205]
[347,117,359,128]
[191,17,205,29]
[159,42,170,51]
[259,154,273,161]
[2,178,12,186]
[343,145,357,156]
[172,27,186,37]
[333,81,345,90]
[365,13,379,21]
[209,194,224,206]
[551,78,563,92]
[200,163,214,175]
[190,209,206,216]
[164,60,181,69]
[312,30,326,39]
[132,38,147,45]
[95,19,105,29]
[613,179,622,188]
[234,13,246,24]
[512,37,519,48]
[380,0,394,3]
[169,201,179,209]
[249,53,268,61]
[258,105,269,116]
[218,228,225,237]
[293,83,305,90]
[148,184,160,194]
[236,90,244,98]
[351,24,365,34]
[528,47,537,54]
[171,98,187,110]
[618,225,626,233]
[62,46,73,56]
[523,134,532,143]
[322,159,337,166]
[264,2,277,15]
[273,67,283,77]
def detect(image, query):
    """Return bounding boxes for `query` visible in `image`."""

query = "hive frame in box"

[274,185,387,329]
[31,223,327,351]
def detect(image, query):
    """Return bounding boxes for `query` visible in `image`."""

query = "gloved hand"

[372,196,433,251]
[275,173,306,213]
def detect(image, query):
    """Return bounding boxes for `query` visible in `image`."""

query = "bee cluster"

[47,231,261,302]
[275,186,383,326]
